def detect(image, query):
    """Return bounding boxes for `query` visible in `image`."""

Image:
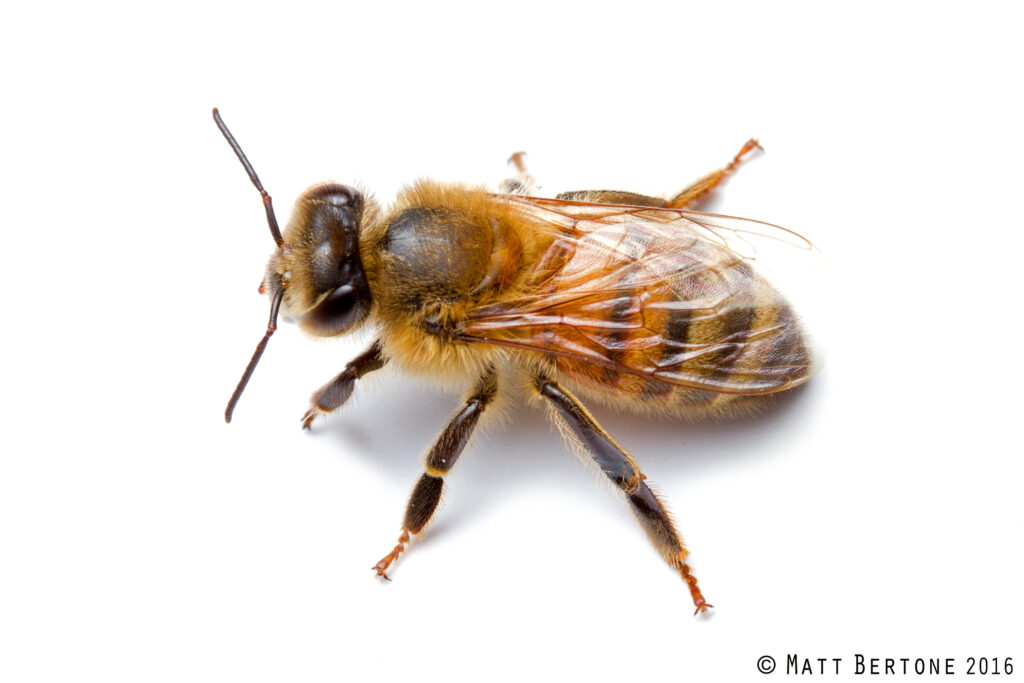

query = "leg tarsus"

[508,151,528,175]
[725,138,762,173]
[668,138,763,210]
[373,529,410,580]
[675,560,713,616]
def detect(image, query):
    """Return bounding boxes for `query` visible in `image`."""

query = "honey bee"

[214,108,815,616]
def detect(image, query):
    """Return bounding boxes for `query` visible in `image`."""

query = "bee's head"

[213,109,372,423]
[264,183,372,337]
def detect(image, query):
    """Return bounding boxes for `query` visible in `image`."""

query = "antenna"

[212,108,285,247]
[213,108,289,422]
[225,285,284,423]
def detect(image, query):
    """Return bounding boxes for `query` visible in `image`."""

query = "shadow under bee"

[597,379,821,472]
[309,373,821,541]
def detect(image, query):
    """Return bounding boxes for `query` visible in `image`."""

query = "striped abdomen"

[459,205,813,417]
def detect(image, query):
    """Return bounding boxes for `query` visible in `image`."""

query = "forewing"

[458,196,817,394]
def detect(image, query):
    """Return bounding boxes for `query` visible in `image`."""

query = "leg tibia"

[556,190,667,207]
[628,483,684,563]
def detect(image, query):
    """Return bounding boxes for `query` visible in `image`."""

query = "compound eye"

[302,284,368,337]
[304,183,359,208]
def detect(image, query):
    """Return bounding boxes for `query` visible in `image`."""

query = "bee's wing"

[458,196,821,394]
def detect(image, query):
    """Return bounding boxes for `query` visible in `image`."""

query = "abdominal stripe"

[602,291,634,386]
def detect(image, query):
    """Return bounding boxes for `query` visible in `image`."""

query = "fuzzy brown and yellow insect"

[215,109,815,616]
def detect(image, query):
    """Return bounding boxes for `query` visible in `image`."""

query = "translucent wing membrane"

[458,196,822,394]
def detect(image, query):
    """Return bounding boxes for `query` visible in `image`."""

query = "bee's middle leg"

[373,367,498,579]
[301,339,386,429]
[533,374,712,616]
[498,151,536,195]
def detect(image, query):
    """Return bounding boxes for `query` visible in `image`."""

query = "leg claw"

[693,600,714,617]
[373,555,398,581]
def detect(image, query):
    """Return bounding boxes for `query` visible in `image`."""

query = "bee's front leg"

[301,340,386,429]
[373,367,498,579]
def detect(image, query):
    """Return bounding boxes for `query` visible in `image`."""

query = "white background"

[2,2,1022,681]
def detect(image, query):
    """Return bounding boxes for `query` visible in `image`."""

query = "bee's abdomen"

[554,278,810,417]
[657,297,809,415]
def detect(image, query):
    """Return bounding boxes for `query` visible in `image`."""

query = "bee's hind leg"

[667,138,762,210]
[533,373,712,616]
[301,340,386,429]
[556,189,668,207]
[556,138,761,212]
[373,367,498,579]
